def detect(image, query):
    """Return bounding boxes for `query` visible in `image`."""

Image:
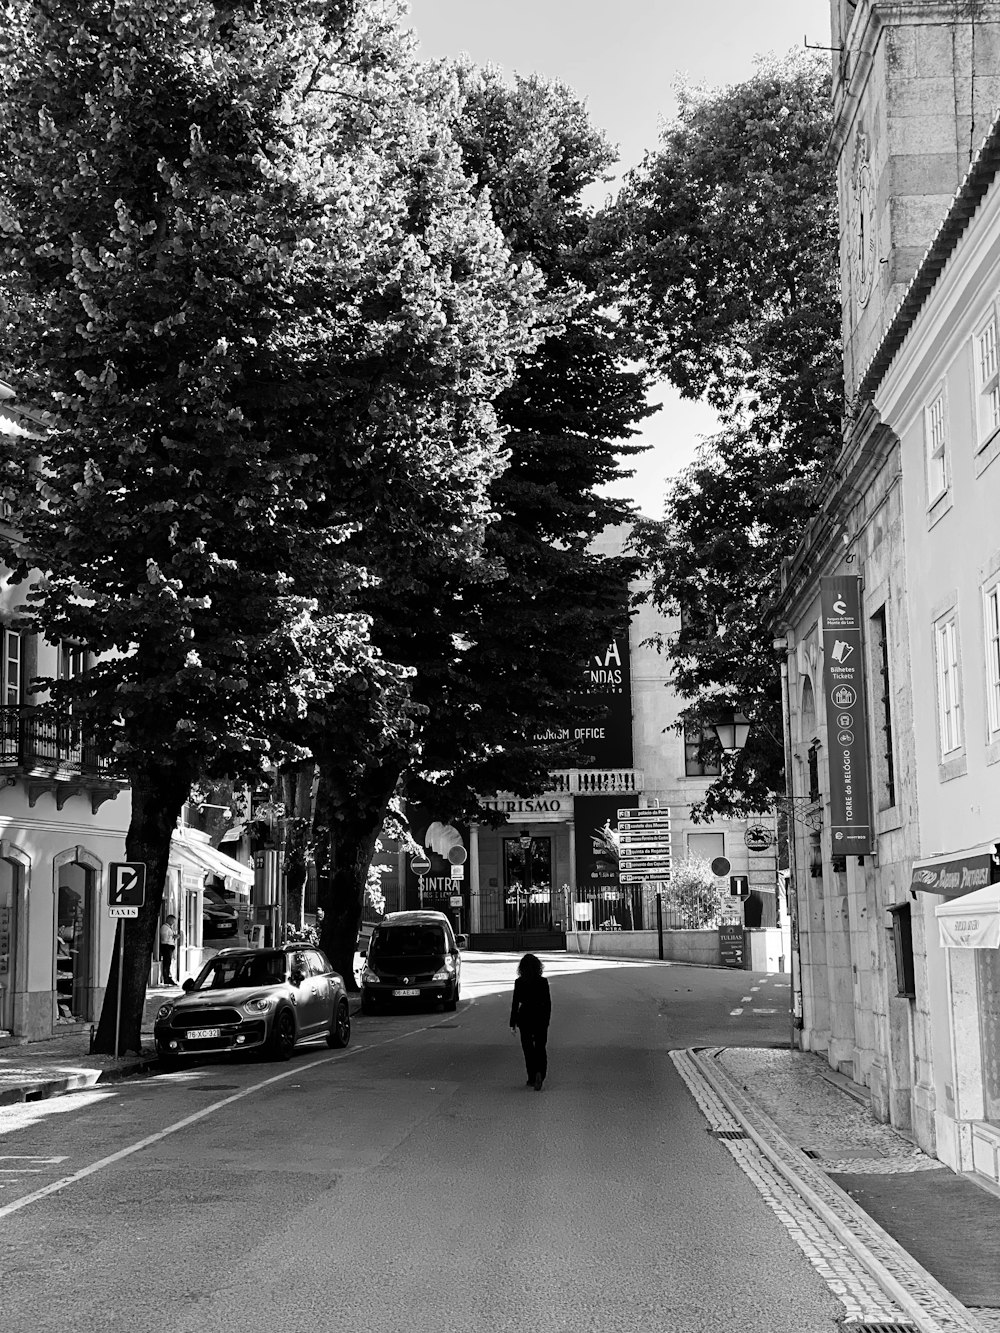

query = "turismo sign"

[820,576,873,856]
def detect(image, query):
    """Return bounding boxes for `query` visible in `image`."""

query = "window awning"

[936,883,1000,950]
[170,831,253,892]
[909,845,998,898]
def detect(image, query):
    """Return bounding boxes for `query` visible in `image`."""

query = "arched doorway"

[53,848,100,1026]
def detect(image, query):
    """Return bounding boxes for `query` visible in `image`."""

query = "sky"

[406,0,833,516]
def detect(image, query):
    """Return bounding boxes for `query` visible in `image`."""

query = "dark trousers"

[519,1025,548,1081]
[160,944,175,984]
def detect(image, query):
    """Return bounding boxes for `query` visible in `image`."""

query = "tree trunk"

[280,762,315,933]
[315,760,400,990]
[93,767,191,1054]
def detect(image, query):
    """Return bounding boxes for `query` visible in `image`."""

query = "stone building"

[772,0,1000,1165]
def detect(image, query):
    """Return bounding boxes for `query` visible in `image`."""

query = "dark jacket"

[510,974,551,1031]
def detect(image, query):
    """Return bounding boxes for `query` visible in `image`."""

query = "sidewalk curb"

[690,1048,986,1333]
[0,1055,159,1106]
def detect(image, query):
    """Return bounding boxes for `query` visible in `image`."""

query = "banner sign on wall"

[820,576,874,856]
[536,620,634,770]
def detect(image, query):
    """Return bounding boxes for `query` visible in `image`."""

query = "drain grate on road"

[710,1128,749,1140]
[842,1323,917,1332]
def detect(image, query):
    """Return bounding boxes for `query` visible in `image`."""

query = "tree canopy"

[605,54,842,816]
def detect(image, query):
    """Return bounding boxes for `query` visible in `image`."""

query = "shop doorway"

[0,855,21,1035]
[502,836,553,935]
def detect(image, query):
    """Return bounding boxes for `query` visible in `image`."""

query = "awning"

[909,845,998,898]
[936,883,1000,950]
[170,831,253,892]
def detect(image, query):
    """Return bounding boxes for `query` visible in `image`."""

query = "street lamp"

[711,712,752,753]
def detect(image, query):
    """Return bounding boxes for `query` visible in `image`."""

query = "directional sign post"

[617,807,672,884]
[107,862,146,1059]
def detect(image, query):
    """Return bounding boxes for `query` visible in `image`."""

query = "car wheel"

[327,998,351,1049]
[269,1007,297,1060]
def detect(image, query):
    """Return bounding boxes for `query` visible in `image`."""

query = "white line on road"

[0,1021,432,1222]
[741,995,753,1002]
[0,1155,68,1163]
[730,1008,743,1016]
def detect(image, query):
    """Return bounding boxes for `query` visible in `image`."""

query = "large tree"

[0,0,537,1048]
[605,54,842,816]
[307,65,654,983]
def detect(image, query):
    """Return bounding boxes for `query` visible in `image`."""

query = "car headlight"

[156,1003,175,1021]
[244,996,274,1013]
[362,967,380,985]
[431,963,454,982]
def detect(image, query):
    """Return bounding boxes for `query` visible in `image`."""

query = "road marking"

[730,1007,743,1016]
[0,1023,426,1221]
[0,1155,68,1164]
[741,995,753,1002]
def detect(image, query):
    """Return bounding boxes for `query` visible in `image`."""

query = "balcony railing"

[0,705,115,777]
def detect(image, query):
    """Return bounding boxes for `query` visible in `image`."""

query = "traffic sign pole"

[114,919,124,1059]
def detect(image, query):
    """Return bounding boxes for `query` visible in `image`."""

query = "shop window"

[935,614,962,757]
[56,865,94,1024]
[889,903,915,999]
[0,856,20,1036]
[924,390,949,503]
[869,606,896,809]
[976,312,1000,447]
[684,725,722,777]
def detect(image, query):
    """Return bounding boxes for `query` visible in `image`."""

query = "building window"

[684,725,722,777]
[807,741,820,802]
[986,584,1000,739]
[889,903,916,999]
[2,630,21,706]
[924,391,948,502]
[976,314,1000,446]
[869,606,896,808]
[687,831,724,863]
[935,615,962,757]
[59,641,85,683]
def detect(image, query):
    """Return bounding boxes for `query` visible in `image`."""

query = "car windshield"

[372,926,444,957]
[194,952,286,990]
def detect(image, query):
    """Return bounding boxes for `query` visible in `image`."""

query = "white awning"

[170,831,253,892]
[935,883,1000,950]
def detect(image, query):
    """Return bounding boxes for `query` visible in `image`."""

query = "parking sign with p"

[108,862,146,917]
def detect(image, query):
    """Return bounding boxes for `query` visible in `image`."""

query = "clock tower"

[831,1,1000,401]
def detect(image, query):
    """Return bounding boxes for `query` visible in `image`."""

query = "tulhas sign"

[910,852,994,897]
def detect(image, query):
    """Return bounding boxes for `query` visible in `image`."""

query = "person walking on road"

[159,914,179,986]
[510,953,551,1091]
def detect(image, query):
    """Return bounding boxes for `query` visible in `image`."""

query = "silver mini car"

[155,945,350,1066]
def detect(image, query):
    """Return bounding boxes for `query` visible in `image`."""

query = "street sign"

[449,894,463,907]
[719,923,745,968]
[450,864,465,880]
[744,824,774,851]
[108,861,146,910]
[711,856,732,877]
[618,807,670,822]
[620,872,672,884]
[447,846,468,865]
[729,875,750,898]
[109,905,139,919]
[411,854,431,876]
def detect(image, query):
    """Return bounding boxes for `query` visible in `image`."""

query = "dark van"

[360,910,466,1013]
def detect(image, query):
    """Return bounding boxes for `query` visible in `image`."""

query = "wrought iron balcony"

[0,704,115,777]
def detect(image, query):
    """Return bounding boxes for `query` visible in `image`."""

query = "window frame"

[975,310,1000,449]
[889,903,916,1000]
[986,580,1000,741]
[935,614,963,758]
[924,386,949,504]
[2,629,21,707]
[683,724,722,778]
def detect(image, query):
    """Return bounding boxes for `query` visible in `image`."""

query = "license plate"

[187,1027,222,1040]
[392,989,420,998]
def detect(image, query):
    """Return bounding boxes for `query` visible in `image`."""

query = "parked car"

[360,910,466,1014]
[154,944,350,1066]
[202,885,239,937]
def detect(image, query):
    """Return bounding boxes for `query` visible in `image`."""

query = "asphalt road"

[0,955,841,1333]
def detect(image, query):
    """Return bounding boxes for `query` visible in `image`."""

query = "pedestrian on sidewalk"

[159,914,179,986]
[510,953,551,1091]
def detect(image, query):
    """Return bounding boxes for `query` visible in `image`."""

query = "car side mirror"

[456,934,469,950]
[290,968,305,986]
[182,978,195,993]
